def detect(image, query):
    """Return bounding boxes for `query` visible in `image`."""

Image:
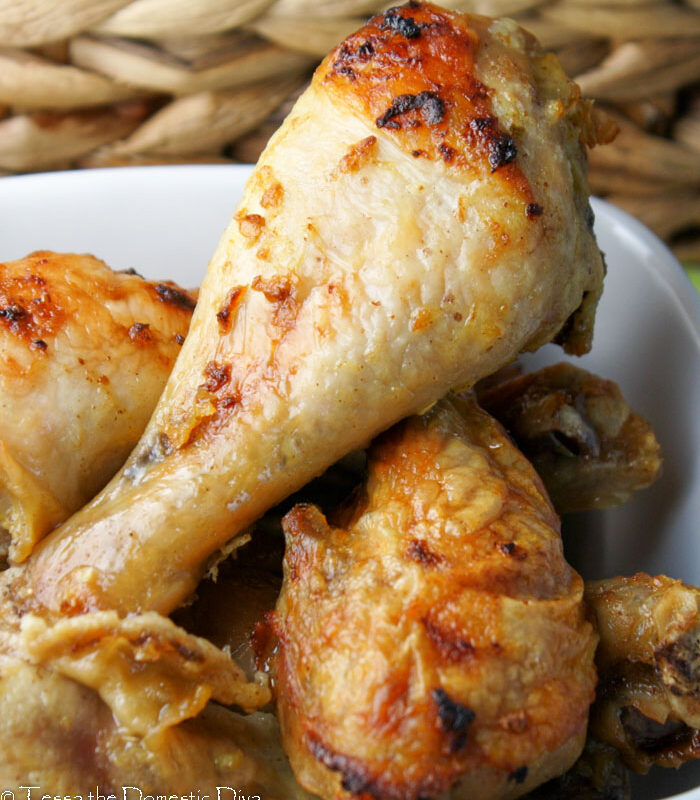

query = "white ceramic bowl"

[0,165,698,799]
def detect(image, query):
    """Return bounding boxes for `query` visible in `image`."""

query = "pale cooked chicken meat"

[477,363,663,514]
[20,1,608,619]
[586,574,700,771]
[0,251,194,564]
[271,394,597,800]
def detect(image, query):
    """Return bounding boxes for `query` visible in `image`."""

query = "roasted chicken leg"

[271,394,597,800]
[586,574,700,771]
[0,251,195,564]
[477,362,663,514]
[23,2,608,618]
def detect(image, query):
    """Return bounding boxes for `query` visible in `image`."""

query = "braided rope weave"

[0,0,699,257]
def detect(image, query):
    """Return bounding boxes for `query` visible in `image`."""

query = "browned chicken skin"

[0,251,194,564]
[271,394,597,800]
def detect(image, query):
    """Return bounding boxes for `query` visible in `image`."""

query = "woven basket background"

[1,0,699,263]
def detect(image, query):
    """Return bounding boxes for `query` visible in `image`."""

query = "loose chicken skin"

[271,394,597,800]
[23,1,608,619]
[586,574,700,771]
[0,251,194,564]
[477,363,662,514]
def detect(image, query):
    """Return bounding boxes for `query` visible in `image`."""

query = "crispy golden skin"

[272,395,597,800]
[22,2,606,618]
[477,363,662,514]
[0,251,194,564]
[586,574,700,772]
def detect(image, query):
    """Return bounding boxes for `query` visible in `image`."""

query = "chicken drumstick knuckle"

[26,2,606,618]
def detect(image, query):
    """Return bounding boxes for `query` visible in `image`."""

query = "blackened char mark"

[376,91,445,129]
[509,766,529,784]
[155,283,196,311]
[488,132,517,171]
[0,303,27,324]
[526,202,543,219]
[381,7,423,39]
[470,117,518,172]
[432,687,475,752]
[307,736,378,797]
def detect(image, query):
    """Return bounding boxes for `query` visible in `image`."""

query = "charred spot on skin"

[358,41,374,59]
[432,688,475,751]
[0,303,27,324]
[154,283,196,311]
[117,267,144,279]
[381,6,423,39]
[439,143,456,163]
[216,286,246,334]
[376,91,445,129]
[202,361,231,393]
[307,737,378,797]
[488,133,517,172]
[469,117,518,172]
[406,538,441,566]
[174,333,185,345]
[509,766,529,784]
[31,338,48,352]
[497,541,527,560]
[128,322,152,343]
[526,202,544,219]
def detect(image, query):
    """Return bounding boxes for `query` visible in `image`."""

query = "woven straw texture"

[1,0,699,259]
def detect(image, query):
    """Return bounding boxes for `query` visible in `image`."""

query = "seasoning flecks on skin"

[376,91,445,129]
